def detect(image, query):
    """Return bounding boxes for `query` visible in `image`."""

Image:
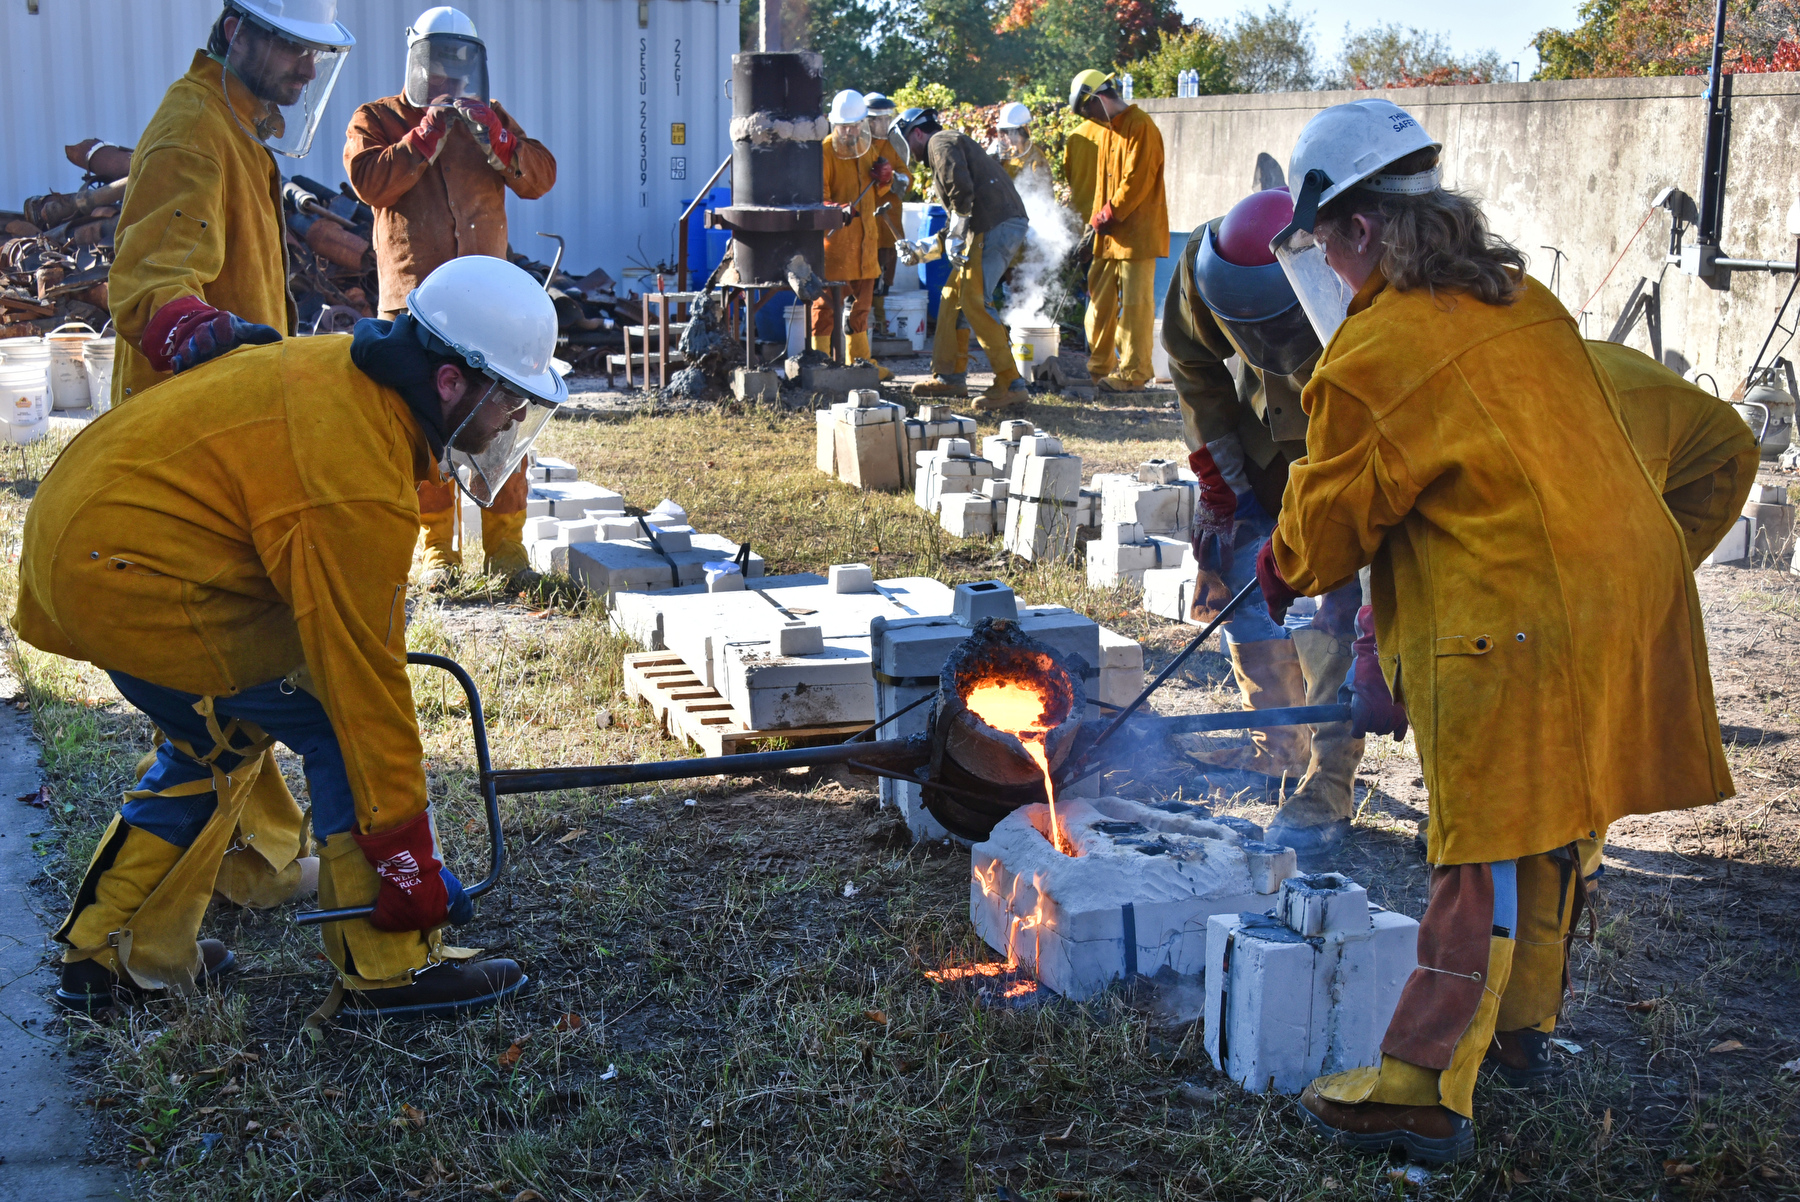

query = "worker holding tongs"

[1255,98,1749,1164]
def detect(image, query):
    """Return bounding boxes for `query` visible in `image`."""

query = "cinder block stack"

[1086,521,1190,588]
[914,436,1000,516]
[1094,459,1197,537]
[1003,432,1084,561]
[981,418,1037,478]
[816,389,909,491]
[938,477,1011,538]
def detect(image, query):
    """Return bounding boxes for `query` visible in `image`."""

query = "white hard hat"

[406,256,566,406]
[1283,99,1442,229]
[407,5,479,45]
[829,90,868,125]
[996,102,1031,130]
[229,0,354,49]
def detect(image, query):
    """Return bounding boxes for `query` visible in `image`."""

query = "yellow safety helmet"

[1068,69,1115,112]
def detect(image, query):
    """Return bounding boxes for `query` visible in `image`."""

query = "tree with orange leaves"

[1534,0,1800,78]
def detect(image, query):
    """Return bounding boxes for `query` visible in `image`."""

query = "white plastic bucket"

[82,336,116,413]
[0,363,50,444]
[46,321,97,410]
[1151,317,1171,383]
[784,304,808,358]
[1010,324,1060,383]
[888,291,928,352]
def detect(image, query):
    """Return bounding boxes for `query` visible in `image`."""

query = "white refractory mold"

[532,480,625,517]
[821,396,910,491]
[528,456,579,482]
[830,562,876,593]
[1142,565,1203,625]
[597,516,643,541]
[1087,525,1189,588]
[1004,447,1083,561]
[650,528,693,553]
[849,388,882,407]
[527,515,562,541]
[870,592,1115,841]
[939,492,998,538]
[1747,481,1790,505]
[704,561,746,592]
[649,498,688,524]
[1021,432,1063,456]
[914,444,999,516]
[1097,626,1145,708]
[1138,458,1181,485]
[566,534,765,596]
[1204,873,1420,1095]
[556,520,598,545]
[1095,471,1196,536]
[970,797,1298,1000]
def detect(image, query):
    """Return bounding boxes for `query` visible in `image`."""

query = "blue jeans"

[1221,513,1362,649]
[108,672,356,848]
[979,217,1029,326]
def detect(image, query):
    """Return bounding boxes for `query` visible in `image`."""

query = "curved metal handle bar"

[295,652,504,927]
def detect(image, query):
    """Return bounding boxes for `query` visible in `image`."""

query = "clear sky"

[1175,0,1582,80]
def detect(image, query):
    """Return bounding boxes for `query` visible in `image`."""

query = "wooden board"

[621,650,869,758]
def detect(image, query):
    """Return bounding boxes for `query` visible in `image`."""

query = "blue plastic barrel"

[753,290,796,343]
[922,205,950,320]
[682,186,733,286]
[1151,230,1188,318]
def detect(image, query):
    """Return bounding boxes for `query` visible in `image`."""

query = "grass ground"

[1,395,1795,1201]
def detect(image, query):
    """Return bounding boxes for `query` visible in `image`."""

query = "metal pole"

[1695,0,1731,254]
[758,0,782,51]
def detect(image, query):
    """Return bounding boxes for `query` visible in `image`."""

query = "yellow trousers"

[930,232,1021,386]
[1085,257,1157,386]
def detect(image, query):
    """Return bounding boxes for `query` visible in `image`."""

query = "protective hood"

[349,315,454,457]
[1195,221,1320,377]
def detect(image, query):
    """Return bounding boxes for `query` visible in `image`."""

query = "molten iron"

[962,677,1078,856]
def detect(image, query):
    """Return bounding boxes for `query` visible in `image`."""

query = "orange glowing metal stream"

[962,680,1078,857]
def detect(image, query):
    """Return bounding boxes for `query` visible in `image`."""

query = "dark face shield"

[406,33,488,107]
[1216,304,1321,378]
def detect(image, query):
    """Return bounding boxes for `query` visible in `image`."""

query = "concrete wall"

[1142,75,1800,390]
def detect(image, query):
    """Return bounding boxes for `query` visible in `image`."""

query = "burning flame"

[931,861,1047,999]
[963,680,1079,856]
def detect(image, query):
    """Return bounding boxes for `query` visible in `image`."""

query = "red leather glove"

[353,811,451,932]
[455,98,518,170]
[1349,605,1408,739]
[403,104,456,165]
[1254,537,1303,625]
[1188,446,1237,567]
[141,297,281,375]
[1091,201,1114,230]
[870,157,894,187]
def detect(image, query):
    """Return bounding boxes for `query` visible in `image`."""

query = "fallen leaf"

[842,880,860,897]
[473,1181,514,1197]
[90,1096,119,1109]
[554,1012,585,1032]
[1625,998,1661,1012]
[498,1042,524,1069]
[1708,1039,1746,1053]
[515,1191,548,1202]
[1665,1160,1698,1178]
[1780,1058,1800,1074]
[321,1087,344,1100]
[1177,1083,1218,1106]
[401,1103,427,1130]
[243,1120,262,1134]
[197,1107,218,1116]
[555,828,587,845]
[1054,1192,1090,1201]
[1511,1169,1531,1184]
[465,817,481,834]
[863,1009,888,1026]
[17,784,47,808]
[218,1080,240,1096]
[1599,1107,1613,1144]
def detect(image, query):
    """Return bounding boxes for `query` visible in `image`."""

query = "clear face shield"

[830,120,872,160]
[405,34,488,107]
[1000,127,1031,154]
[445,377,558,506]
[886,128,911,169]
[1269,169,1354,347]
[867,112,894,139]
[222,20,349,159]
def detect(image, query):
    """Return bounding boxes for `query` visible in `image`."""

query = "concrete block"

[1204,874,1418,1095]
[1748,481,1791,505]
[970,796,1297,1000]
[999,419,1034,440]
[849,388,883,407]
[953,580,1018,627]
[1142,566,1199,624]
[1103,521,1146,544]
[1138,458,1181,485]
[1703,515,1751,566]
[650,528,693,553]
[940,493,996,538]
[835,419,904,491]
[1021,433,1063,456]
[830,563,876,593]
[733,368,782,403]
[941,437,972,458]
[796,361,881,394]
[843,403,897,426]
[1017,453,1083,501]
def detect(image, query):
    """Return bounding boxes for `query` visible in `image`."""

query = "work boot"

[417,504,459,590]
[912,373,968,398]
[338,957,529,1023]
[1190,638,1311,779]
[973,376,1030,411]
[1267,627,1363,852]
[1098,374,1147,393]
[481,509,538,591]
[849,331,893,381]
[57,939,236,1014]
[1297,1083,1475,1166]
[1484,1027,1562,1090]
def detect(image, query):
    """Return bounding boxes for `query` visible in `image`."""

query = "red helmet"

[1195,187,1319,376]
[1215,188,1292,267]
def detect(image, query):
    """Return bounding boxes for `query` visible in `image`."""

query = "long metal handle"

[295,653,505,927]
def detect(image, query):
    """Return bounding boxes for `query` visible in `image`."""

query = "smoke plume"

[1002,167,1081,329]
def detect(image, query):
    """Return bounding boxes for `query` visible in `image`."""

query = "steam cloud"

[1002,167,1080,329]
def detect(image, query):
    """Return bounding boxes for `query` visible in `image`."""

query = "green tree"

[1224,2,1318,91]
[1015,0,1122,92]
[1532,0,1800,80]
[1119,24,1237,97]
[1326,23,1506,87]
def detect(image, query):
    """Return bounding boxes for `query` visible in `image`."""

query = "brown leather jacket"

[344,95,556,313]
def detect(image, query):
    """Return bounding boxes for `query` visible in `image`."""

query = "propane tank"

[1737,369,1796,460]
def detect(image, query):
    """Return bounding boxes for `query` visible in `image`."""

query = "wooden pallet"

[621,650,870,758]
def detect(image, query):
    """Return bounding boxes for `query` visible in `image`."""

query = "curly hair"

[1317,149,1526,306]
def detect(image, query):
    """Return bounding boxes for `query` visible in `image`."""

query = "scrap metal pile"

[2,138,631,368]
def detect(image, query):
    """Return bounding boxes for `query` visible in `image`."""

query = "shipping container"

[0,0,738,284]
